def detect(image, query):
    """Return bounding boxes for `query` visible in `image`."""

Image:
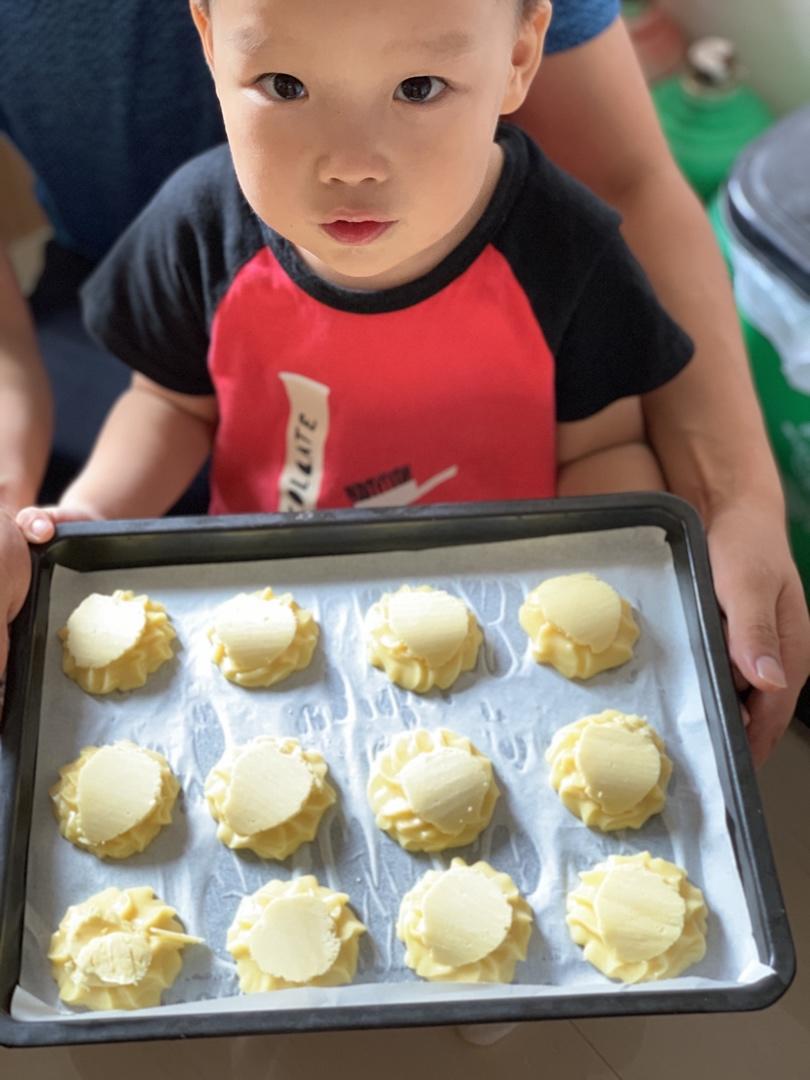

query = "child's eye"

[395,76,448,104]
[256,73,308,101]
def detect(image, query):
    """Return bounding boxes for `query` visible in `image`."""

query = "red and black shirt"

[82,123,693,514]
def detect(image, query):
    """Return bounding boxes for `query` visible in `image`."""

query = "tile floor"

[1,722,807,1080]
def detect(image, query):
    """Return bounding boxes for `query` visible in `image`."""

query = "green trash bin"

[708,105,810,601]
[653,37,772,203]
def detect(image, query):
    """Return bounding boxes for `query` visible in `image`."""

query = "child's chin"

[321,248,403,277]
[302,239,416,289]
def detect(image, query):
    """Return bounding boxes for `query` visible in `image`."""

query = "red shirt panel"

[208,244,556,514]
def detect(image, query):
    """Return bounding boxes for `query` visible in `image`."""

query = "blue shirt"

[0,0,619,261]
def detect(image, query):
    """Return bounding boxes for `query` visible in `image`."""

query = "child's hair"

[194,0,549,22]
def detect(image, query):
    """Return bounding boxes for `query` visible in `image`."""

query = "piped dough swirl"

[60,590,176,694]
[519,573,639,680]
[227,875,366,992]
[365,585,482,692]
[566,852,708,983]
[49,886,200,1011]
[209,587,319,688]
[205,736,336,859]
[50,741,179,859]
[397,859,533,983]
[546,710,671,831]
[368,728,499,851]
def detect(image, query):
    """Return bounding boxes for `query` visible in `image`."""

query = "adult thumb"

[724,591,787,692]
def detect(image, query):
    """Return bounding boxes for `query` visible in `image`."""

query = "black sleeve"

[554,231,694,422]
[80,144,259,396]
[492,127,695,422]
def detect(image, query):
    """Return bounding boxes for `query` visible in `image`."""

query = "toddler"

[18,0,691,534]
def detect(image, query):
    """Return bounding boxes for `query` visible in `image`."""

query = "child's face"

[191,0,547,289]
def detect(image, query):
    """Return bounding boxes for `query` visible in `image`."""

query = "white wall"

[657,0,810,114]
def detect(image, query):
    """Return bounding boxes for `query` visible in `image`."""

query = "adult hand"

[707,501,810,768]
[0,506,32,678]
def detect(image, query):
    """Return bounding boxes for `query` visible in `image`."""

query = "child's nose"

[317,142,389,186]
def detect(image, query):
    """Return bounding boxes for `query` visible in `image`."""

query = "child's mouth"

[321,220,395,245]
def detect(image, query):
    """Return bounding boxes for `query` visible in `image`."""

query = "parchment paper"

[12,526,770,1022]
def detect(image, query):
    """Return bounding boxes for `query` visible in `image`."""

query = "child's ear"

[189,0,216,73]
[500,3,551,115]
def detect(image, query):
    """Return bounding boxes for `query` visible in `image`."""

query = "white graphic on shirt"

[353,466,459,508]
[278,372,458,509]
[278,372,331,512]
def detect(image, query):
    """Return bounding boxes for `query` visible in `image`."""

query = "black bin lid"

[726,104,810,299]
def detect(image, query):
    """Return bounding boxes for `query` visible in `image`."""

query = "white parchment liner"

[12,526,771,1022]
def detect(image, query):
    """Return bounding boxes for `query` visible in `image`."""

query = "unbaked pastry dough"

[227,875,366,991]
[50,741,180,859]
[397,859,533,982]
[60,590,176,694]
[365,585,482,692]
[566,852,707,983]
[205,736,335,859]
[368,728,499,851]
[209,587,319,688]
[546,710,671,831]
[49,886,201,1010]
[519,573,639,679]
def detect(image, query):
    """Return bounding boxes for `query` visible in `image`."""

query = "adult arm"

[513,17,810,765]
[0,508,29,677]
[0,245,53,674]
[0,246,52,512]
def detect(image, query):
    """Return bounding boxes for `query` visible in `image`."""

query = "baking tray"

[0,494,794,1046]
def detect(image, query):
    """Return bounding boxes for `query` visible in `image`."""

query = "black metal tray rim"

[0,966,792,1047]
[0,493,795,1047]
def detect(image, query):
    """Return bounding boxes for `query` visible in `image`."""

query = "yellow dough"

[49,886,201,1011]
[368,728,499,852]
[365,585,482,692]
[50,741,180,859]
[227,875,366,991]
[209,587,319,688]
[205,736,336,859]
[566,852,708,983]
[519,573,639,680]
[546,710,672,831]
[59,590,176,694]
[397,859,533,983]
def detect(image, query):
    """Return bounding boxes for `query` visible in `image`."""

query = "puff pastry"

[566,852,707,983]
[546,710,671,830]
[50,741,179,859]
[205,736,335,859]
[209,588,318,688]
[365,585,482,692]
[397,859,533,982]
[49,886,200,1010]
[60,590,176,694]
[519,573,639,679]
[227,875,366,991]
[368,728,498,851]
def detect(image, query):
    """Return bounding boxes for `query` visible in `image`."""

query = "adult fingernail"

[755,656,787,689]
[30,518,49,539]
